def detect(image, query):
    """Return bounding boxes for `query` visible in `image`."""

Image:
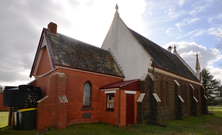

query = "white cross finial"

[115,4,119,16]
[115,4,119,11]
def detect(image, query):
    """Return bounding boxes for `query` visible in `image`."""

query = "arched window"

[83,81,91,106]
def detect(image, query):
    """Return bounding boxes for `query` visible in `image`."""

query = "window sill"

[81,107,94,111]
[106,109,114,112]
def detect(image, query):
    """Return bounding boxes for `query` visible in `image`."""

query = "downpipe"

[117,88,121,127]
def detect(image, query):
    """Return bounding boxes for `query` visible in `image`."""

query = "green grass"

[0,107,222,135]
[0,111,8,128]
[208,105,222,117]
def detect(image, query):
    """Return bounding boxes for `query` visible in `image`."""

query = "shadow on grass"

[0,109,222,135]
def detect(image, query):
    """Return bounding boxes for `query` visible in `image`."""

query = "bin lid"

[18,108,37,112]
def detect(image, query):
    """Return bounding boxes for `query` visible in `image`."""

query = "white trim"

[33,49,43,76]
[28,67,59,84]
[58,95,68,103]
[100,88,119,91]
[57,66,124,79]
[37,96,49,103]
[105,91,116,94]
[137,93,145,102]
[125,90,136,94]
[154,68,201,85]
[201,85,205,90]
[193,96,198,102]
[49,72,66,78]
[153,93,161,102]
[204,95,207,99]
[190,84,195,89]
[148,73,155,81]
[178,95,185,102]
[174,80,180,86]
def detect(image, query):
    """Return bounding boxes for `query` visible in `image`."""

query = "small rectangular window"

[107,93,114,111]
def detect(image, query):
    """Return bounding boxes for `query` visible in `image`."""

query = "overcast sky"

[0,0,222,88]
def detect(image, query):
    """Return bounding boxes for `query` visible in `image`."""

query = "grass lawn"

[0,111,8,128]
[0,107,222,135]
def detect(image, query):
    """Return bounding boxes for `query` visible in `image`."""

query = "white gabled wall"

[102,13,152,80]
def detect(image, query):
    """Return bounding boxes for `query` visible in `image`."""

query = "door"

[126,94,134,125]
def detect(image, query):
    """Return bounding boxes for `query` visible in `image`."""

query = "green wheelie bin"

[18,108,37,130]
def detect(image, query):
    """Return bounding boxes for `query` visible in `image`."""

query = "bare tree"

[215,28,222,50]
[0,85,3,93]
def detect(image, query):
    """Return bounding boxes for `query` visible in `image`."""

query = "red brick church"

[28,5,208,130]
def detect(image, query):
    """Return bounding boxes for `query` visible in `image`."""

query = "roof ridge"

[56,32,99,48]
[56,32,113,54]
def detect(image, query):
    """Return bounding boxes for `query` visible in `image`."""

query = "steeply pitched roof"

[47,30,124,77]
[129,29,199,82]
[30,28,124,77]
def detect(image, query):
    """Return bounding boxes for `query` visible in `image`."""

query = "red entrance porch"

[100,79,140,126]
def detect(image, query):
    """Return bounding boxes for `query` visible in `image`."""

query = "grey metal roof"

[46,30,124,77]
[129,29,199,82]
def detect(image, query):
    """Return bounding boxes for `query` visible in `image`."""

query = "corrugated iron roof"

[101,79,140,89]
[129,29,199,82]
[46,30,124,77]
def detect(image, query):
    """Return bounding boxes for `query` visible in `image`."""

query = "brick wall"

[62,68,123,126]
[200,86,208,114]
[30,67,124,129]
[120,90,140,126]
[0,93,8,111]
[100,90,140,126]
[32,65,206,129]
[138,70,205,124]
[36,72,68,130]
[155,71,202,121]
[100,91,119,125]
[35,48,52,76]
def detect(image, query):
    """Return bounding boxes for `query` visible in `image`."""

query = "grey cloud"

[0,0,81,86]
[0,69,28,82]
[164,41,222,79]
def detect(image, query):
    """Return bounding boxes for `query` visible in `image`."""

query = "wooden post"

[11,112,14,127]
[8,107,12,126]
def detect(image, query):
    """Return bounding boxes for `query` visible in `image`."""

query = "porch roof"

[100,79,140,90]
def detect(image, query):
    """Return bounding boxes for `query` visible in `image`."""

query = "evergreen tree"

[201,68,221,105]
[0,85,3,93]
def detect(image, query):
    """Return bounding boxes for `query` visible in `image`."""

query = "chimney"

[173,45,177,54]
[48,22,57,34]
[168,46,172,52]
